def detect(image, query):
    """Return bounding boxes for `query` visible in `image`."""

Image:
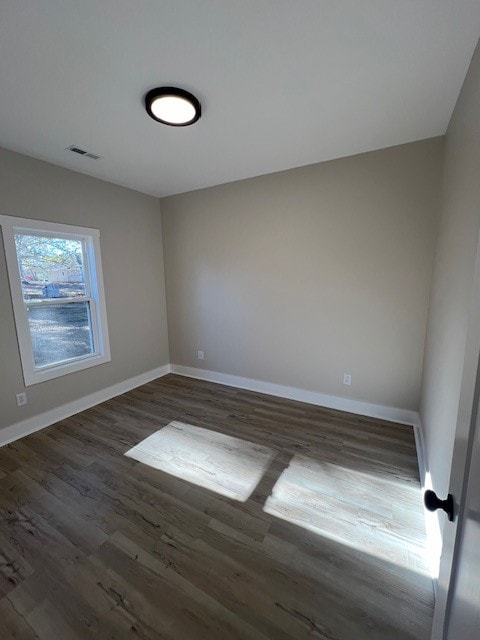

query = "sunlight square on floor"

[264,454,431,575]
[125,421,276,501]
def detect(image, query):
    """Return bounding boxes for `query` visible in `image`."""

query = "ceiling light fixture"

[144,87,201,126]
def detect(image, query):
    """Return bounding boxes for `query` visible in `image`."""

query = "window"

[0,215,110,386]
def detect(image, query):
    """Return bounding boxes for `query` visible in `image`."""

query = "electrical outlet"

[197,350,204,360]
[343,373,352,386]
[16,392,27,406]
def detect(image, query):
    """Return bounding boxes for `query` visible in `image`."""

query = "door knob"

[424,490,455,522]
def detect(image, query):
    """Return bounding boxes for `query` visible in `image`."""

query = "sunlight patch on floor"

[125,421,276,502]
[263,454,432,576]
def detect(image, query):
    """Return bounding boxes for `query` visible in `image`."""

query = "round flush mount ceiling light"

[144,87,201,126]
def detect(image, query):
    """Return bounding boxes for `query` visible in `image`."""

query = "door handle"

[424,490,455,522]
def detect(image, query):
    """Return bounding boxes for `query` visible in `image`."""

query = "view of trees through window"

[14,233,93,367]
[15,234,86,299]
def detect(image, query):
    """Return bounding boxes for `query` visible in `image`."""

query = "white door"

[444,392,480,639]
[430,240,480,639]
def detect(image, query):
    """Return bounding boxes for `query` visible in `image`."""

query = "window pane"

[14,234,86,300]
[27,303,94,367]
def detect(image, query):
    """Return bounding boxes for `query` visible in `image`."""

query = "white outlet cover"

[343,373,352,386]
[16,392,27,406]
[197,350,204,360]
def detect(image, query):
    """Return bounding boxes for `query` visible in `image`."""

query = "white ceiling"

[0,1,479,198]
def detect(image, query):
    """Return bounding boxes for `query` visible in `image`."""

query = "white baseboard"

[0,364,171,448]
[1,359,422,457]
[413,420,428,488]
[170,364,420,426]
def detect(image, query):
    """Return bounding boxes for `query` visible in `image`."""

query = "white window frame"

[0,215,111,386]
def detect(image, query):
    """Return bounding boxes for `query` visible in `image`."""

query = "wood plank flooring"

[0,374,433,639]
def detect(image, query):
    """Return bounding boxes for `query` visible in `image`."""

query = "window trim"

[0,215,111,386]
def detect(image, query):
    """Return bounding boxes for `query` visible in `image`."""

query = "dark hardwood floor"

[0,374,433,639]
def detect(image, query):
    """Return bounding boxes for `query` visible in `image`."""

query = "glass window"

[27,303,94,367]
[0,216,110,386]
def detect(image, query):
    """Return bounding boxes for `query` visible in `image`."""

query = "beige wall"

[420,42,480,501]
[161,138,443,411]
[0,147,169,432]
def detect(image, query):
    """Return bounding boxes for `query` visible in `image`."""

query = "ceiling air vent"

[66,145,101,160]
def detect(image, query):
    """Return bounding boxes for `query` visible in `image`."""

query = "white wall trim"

[1,360,422,446]
[170,364,420,426]
[413,419,428,488]
[0,364,171,447]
